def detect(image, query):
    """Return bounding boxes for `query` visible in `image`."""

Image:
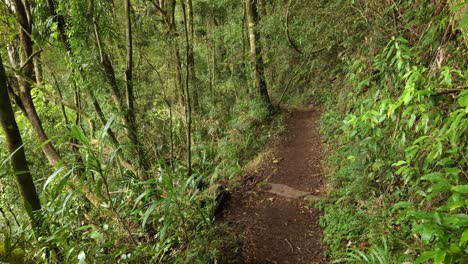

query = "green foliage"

[318,203,369,253]
[1,0,466,262]
[0,105,272,262]
[333,238,395,264]
[0,0,285,262]
[318,0,468,262]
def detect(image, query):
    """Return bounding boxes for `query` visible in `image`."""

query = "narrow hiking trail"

[221,108,327,263]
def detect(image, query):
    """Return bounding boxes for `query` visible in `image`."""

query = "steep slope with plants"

[315,1,468,263]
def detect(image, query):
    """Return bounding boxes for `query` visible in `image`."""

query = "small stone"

[266,183,311,199]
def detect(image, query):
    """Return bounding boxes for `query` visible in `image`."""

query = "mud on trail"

[220,108,327,263]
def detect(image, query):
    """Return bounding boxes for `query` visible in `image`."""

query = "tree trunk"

[124,0,148,172]
[91,5,144,170]
[167,0,176,28]
[125,0,136,139]
[46,0,70,51]
[46,0,121,149]
[164,0,185,105]
[186,0,199,112]
[246,0,271,108]
[6,0,110,213]
[209,16,217,103]
[241,0,247,64]
[0,54,42,229]
[11,0,62,166]
[33,53,43,83]
[182,0,193,177]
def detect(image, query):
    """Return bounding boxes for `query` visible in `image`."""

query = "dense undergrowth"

[0,0,287,262]
[0,96,280,263]
[318,1,468,263]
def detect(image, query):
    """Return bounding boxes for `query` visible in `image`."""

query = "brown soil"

[220,108,327,263]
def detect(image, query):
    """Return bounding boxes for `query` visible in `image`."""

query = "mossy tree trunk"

[246,0,272,109]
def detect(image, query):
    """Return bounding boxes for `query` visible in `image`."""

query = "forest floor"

[220,107,327,263]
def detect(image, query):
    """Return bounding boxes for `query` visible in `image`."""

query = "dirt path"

[221,108,327,263]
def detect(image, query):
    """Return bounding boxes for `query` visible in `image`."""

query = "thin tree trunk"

[8,0,110,213]
[285,0,302,54]
[0,55,42,230]
[124,0,148,172]
[167,0,176,28]
[246,0,271,108]
[33,53,43,83]
[186,0,198,112]
[50,72,70,125]
[165,0,185,105]
[210,17,217,102]
[45,0,84,181]
[91,6,144,169]
[13,0,105,210]
[11,0,62,166]
[182,0,193,177]
[211,39,216,102]
[241,0,247,64]
[172,44,184,105]
[89,91,120,146]
[46,0,71,51]
[47,0,121,148]
[125,0,136,138]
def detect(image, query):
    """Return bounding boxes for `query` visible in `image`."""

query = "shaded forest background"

[0,0,467,263]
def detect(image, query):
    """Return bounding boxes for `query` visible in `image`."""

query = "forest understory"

[0,0,467,263]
